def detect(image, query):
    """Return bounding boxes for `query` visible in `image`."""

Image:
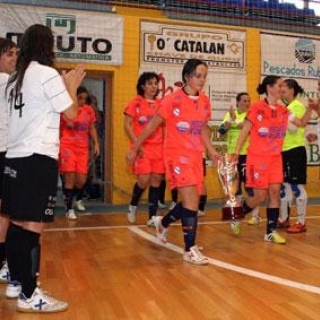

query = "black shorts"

[202,158,206,177]
[237,154,247,184]
[282,146,307,184]
[1,154,58,223]
[0,152,5,199]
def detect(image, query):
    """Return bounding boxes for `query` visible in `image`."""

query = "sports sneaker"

[169,201,177,210]
[230,220,241,235]
[277,219,290,228]
[75,199,86,211]
[158,201,166,209]
[6,280,22,298]
[247,216,261,226]
[66,209,77,220]
[153,216,168,243]
[127,205,137,224]
[287,222,307,234]
[147,217,156,227]
[17,287,68,313]
[183,245,209,265]
[197,210,205,217]
[0,261,9,283]
[264,231,286,244]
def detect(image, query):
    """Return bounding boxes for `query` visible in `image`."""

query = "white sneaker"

[17,287,68,313]
[197,210,205,217]
[75,199,86,211]
[66,209,77,220]
[147,217,156,227]
[153,216,168,243]
[0,261,9,283]
[230,220,241,235]
[6,280,22,299]
[264,230,286,244]
[169,201,177,210]
[127,205,137,224]
[183,245,209,265]
[158,201,166,209]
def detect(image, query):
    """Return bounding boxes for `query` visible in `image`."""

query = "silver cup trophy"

[217,154,244,221]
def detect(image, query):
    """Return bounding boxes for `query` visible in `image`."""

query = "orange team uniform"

[59,104,96,174]
[157,88,211,193]
[124,95,165,175]
[246,99,289,189]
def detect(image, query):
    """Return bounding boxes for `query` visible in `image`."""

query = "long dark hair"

[257,75,281,95]
[182,59,208,84]
[136,72,159,97]
[284,79,304,97]
[7,24,55,93]
[0,38,17,56]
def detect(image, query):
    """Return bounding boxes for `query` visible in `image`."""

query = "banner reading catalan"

[261,32,320,165]
[140,20,245,70]
[0,4,123,65]
[139,21,247,154]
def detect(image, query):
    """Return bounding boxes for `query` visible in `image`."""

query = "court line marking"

[45,218,320,294]
[45,220,241,232]
[128,225,320,295]
[45,215,320,232]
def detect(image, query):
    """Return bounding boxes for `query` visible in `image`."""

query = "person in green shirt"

[278,79,308,234]
[218,92,260,228]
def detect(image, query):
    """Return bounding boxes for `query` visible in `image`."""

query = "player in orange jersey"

[124,72,165,226]
[127,59,219,265]
[59,86,100,220]
[234,76,312,244]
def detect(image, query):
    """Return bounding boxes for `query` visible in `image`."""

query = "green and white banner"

[0,4,123,65]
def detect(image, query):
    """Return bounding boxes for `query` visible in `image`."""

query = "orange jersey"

[246,99,288,156]
[124,95,163,146]
[157,88,211,156]
[60,104,96,148]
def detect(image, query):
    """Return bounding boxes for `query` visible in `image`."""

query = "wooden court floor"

[2,205,320,320]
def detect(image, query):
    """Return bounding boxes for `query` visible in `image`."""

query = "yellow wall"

[58,7,320,204]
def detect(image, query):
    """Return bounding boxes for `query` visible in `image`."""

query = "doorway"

[82,71,112,204]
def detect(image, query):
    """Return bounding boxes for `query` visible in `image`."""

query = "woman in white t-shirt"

[2,24,85,313]
[0,37,18,287]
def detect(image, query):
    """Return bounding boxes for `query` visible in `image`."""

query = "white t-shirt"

[6,61,73,159]
[0,73,9,152]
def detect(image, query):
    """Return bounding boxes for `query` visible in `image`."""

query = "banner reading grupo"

[140,20,245,70]
[0,4,123,65]
[261,32,320,165]
[139,21,247,154]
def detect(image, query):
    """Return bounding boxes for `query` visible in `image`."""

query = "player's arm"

[61,64,86,120]
[290,106,313,127]
[89,123,100,157]
[308,98,320,117]
[218,110,234,132]
[234,120,252,162]
[127,114,164,165]
[202,124,219,165]
[124,114,137,143]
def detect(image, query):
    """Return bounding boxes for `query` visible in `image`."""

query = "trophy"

[217,154,244,221]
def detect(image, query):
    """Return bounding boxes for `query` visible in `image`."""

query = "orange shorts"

[165,153,204,194]
[133,143,165,175]
[59,145,89,174]
[246,154,283,189]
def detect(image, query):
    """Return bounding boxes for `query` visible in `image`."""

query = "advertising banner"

[140,21,247,154]
[0,4,123,65]
[261,33,320,165]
